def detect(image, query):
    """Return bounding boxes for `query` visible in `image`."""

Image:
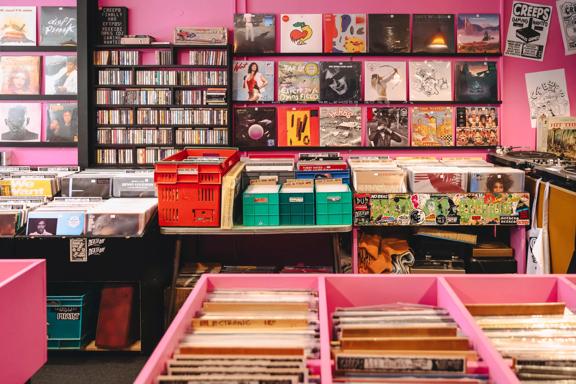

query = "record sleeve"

[456,107,499,147]
[234,107,277,148]
[112,174,156,198]
[0,103,41,142]
[411,107,454,147]
[277,107,319,147]
[457,14,500,54]
[27,211,85,236]
[368,14,410,53]
[277,61,320,102]
[0,56,40,95]
[366,107,409,147]
[46,103,78,142]
[319,107,361,147]
[61,175,112,198]
[280,14,322,53]
[232,61,274,102]
[233,13,275,54]
[412,14,455,53]
[468,167,525,193]
[407,166,468,193]
[323,13,367,53]
[409,61,452,102]
[319,62,361,103]
[0,211,19,236]
[0,7,36,46]
[454,61,498,103]
[44,55,77,95]
[86,213,142,237]
[40,6,77,46]
[364,61,406,102]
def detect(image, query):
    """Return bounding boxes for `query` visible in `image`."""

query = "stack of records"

[348,156,406,194]
[1,167,78,198]
[63,169,156,198]
[331,303,489,383]
[395,157,442,168]
[440,157,495,168]
[26,197,103,236]
[156,289,321,383]
[406,166,468,193]
[243,157,295,172]
[0,197,46,236]
[85,198,157,237]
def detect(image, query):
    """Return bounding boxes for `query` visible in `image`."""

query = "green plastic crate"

[279,185,315,225]
[243,184,281,226]
[47,290,97,350]
[315,183,352,225]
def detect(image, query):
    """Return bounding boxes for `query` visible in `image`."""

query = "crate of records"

[154,148,240,227]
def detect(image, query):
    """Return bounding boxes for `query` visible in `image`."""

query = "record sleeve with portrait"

[412,14,455,53]
[233,13,275,54]
[44,55,77,95]
[46,103,78,142]
[368,14,410,53]
[367,107,409,147]
[234,107,277,148]
[319,61,361,103]
[0,7,36,46]
[280,14,323,53]
[277,61,320,102]
[409,61,452,102]
[319,106,361,147]
[232,60,274,102]
[40,6,77,46]
[27,217,58,236]
[457,13,500,54]
[0,103,41,142]
[0,56,40,95]
[364,61,406,102]
[456,106,499,146]
[469,167,525,193]
[323,13,366,53]
[454,61,498,103]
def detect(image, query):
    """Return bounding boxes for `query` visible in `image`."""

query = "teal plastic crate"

[47,291,97,350]
[243,184,281,226]
[315,183,353,225]
[279,184,315,225]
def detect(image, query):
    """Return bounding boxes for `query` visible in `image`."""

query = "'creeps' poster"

[505,1,553,61]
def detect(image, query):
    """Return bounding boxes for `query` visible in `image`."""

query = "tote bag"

[527,179,551,274]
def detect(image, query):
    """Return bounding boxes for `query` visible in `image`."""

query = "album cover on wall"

[367,107,409,147]
[277,107,319,147]
[364,61,406,102]
[277,61,320,102]
[233,13,275,54]
[412,14,455,53]
[455,61,498,103]
[409,61,452,101]
[280,14,322,53]
[457,14,500,54]
[319,106,361,147]
[0,103,41,142]
[323,13,366,53]
[456,106,499,146]
[44,55,77,95]
[0,7,36,45]
[232,60,274,102]
[0,56,40,95]
[46,103,78,143]
[411,106,454,147]
[40,6,77,46]
[368,14,410,53]
[319,61,361,103]
[234,107,276,148]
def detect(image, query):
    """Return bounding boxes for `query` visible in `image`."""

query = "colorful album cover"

[0,103,41,142]
[411,107,454,147]
[456,107,499,146]
[0,7,36,46]
[277,61,320,102]
[364,61,406,102]
[547,117,576,160]
[232,60,274,102]
[0,56,40,95]
[280,14,323,53]
[319,106,361,147]
[367,107,409,147]
[454,61,498,103]
[319,61,361,103]
[277,107,319,147]
[412,14,455,53]
[457,14,500,54]
[323,13,366,53]
[235,107,276,148]
[44,55,77,95]
[469,168,525,193]
[409,61,452,101]
[40,6,77,46]
[27,211,85,236]
[233,13,275,54]
[46,103,78,142]
[368,14,410,53]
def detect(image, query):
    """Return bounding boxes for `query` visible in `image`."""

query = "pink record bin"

[0,259,46,383]
[136,274,576,384]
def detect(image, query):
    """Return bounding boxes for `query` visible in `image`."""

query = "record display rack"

[84,40,233,168]
[233,52,503,58]
[0,46,76,52]
[0,95,77,101]
[0,142,78,148]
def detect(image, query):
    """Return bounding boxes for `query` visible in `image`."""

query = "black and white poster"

[505,1,553,61]
[525,69,571,127]
[557,0,576,55]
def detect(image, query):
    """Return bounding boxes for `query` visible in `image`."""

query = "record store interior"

[1,0,576,383]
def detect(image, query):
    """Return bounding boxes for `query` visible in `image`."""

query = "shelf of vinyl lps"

[236,146,498,151]
[0,45,76,52]
[0,95,77,101]
[232,52,503,58]
[94,44,229,50]
[233,100,503,106]
[160,224,352,235]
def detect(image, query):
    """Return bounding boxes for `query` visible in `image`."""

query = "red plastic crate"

[154,148,240,227]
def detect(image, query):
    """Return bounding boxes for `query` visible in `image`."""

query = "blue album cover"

[27,211,85,236]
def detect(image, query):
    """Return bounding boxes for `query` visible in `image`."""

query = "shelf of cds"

[89,44,233,167]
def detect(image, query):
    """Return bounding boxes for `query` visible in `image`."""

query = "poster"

[557,0,576,55]
[505,1,553,61]
[525,69,571,128]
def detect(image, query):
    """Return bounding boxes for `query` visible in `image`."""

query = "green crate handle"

[289,197,304,203]
[327,196,342,202]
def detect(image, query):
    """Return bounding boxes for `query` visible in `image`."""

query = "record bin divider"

[316,276,332,383]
